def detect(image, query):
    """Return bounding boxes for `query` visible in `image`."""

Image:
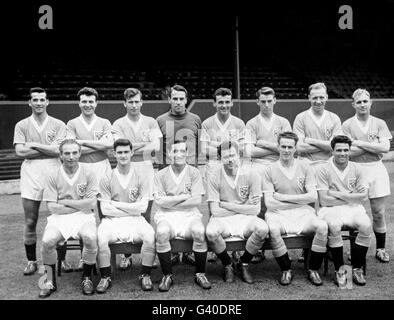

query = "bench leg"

[303,248,310,271]
[110,253,117,280]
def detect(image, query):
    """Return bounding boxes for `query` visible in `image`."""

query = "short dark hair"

[277,131,299,145]
[113,138,133,152]
[213,87,232,101]
[124,88,142,101]
[170,84,188,99]
[59,139,81,153]
[331,135,352,150]
[29,87,46,99]
[218,140,239,158]
[77,87,98,100]
[256,87,275,98]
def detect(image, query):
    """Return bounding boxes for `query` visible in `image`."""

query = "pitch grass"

[1,164,394,300]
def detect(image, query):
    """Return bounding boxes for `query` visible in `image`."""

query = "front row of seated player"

[38,133,372,298]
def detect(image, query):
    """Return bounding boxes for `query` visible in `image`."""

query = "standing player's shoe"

[352,268,366,286]
[81,277,94,295]
[237,262,254,284]
[24,261,38,276]
[279,270,293,286]
[139,274,153,291]
[307,270,323,286]
[61,260,73,273]
[195,273,212,289]
[334,270,347,287]
[223,263,235,283]
[119,255,132,270]
[375,249,390,263]
[38,280,56,298]
[158,274,174,292]
[96,277,112,294]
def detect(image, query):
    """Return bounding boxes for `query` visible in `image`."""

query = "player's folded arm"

[46,201,78,215]
[111,198,149,216]
[173,194,202,210]
[356,138,390,154]
[208,201,235,218]
[318,189,349,207]
[219,201,260,216]
[99,200,129,217]
[14,143,41,158]
[264,191,300,211]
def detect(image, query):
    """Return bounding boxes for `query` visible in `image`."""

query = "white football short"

[265,205,316,235]
[20,158,61,201]
[154,210,203,239]
[98,215,154,243]
[209,214,257,240]
[318,204,368,228]
[359,161,390,198]
[46,211,95,240]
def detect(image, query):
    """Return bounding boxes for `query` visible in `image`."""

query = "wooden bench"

[109,234,313,279]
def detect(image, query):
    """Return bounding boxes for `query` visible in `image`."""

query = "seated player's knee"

[315,219,328,236]
[191,224,206,243]
[156,226,171,244]
[81,231,98,248]
[42,236,58,251]
[268,222,281,239]
[326,220,342,235]
[205,224,221,243]
[143,227,156,245]
[255,220,269,239]
[356,217,373,235]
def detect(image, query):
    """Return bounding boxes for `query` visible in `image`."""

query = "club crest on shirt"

[367,131,378,142]
[348,178,356,191]
[129,187,139,202]
[77,183,87,197]
[184,182,192,194]
[325,125,334,139]
[227,130,238,141]
[141,130,151,142]
[273,128,281,139]
[46,130,57,144]
[297,176,306,189]
[94,130,105,141]
[238,185,249,199]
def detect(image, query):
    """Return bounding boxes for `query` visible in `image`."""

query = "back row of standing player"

[14,82,391,284]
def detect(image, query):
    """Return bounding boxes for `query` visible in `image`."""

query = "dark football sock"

[25,243,36,261]
[374,232,386,249]
[275,252,291,271]
[44,264,56,286]
[57,242,67,261]
[240,250,254,264]
[158,251,172,275]
[100,266,111,278]
[193,251,207,274]
[217,250,232,266]
[309,251,325,271]
[82,263,94,278]
[352,243,368,269]
[141,265,152,276]
[330,247,344,271]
